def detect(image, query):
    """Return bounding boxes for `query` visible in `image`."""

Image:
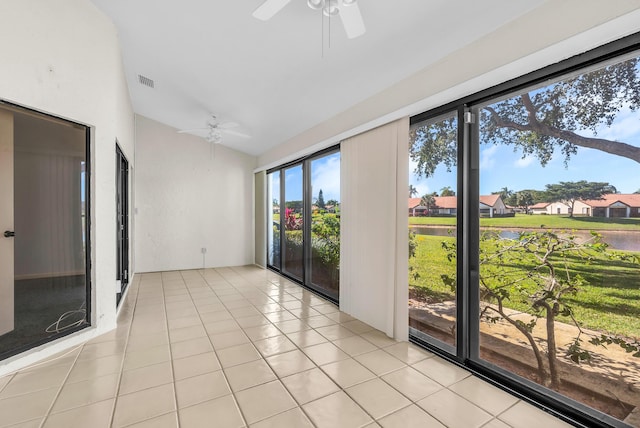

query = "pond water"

[410,226,640,252]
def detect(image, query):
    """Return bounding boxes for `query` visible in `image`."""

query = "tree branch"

[486,99,640,163]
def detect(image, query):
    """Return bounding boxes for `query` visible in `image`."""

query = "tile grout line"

[243,269,444,426]
[227,268,321,427]
[37,341,86,428]
[224,267,380,427]
[109,274,153,428]
[186,268,250,427]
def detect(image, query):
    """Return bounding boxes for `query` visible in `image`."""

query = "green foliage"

[408,230,420,281]
[409,57,640,179]
[317,189,325,209]
[590,335,640,358]
[310,213,340,283]
[409,235,456,302]
[544,180,617,216]
[285,200,303,211]
[409,116,457,178]
[410,213,640,231]
[409,185,419,198]
[440,186,455,197]
[483,57,640,165]
[432,228,640,387]
[420,192,438,214]
[492,187,513,201]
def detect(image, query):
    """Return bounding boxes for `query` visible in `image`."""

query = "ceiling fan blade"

[218,121,239,129]
[177,128,208,134]
[340,2,365,39]
[221,128,252,138]
[252,0,291,21]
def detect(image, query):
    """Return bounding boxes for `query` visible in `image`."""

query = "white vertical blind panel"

[340,118,408,337]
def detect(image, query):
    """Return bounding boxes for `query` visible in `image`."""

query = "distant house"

[529,202,550,214]
[408,195,509,218]
[529,201,572,215]
[408,198,427,216]
[433,196,457,215]
[325,204,339,213]
[580,194,640,218]
[528,194,640,217]
[479,194,509,217]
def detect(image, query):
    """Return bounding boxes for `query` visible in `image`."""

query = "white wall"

[0,0,135,372]
[134,115,256,272]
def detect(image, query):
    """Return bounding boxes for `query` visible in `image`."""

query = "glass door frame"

[266,145,340,304]
[116,143,129,306]
[408,33,640,428]
[0,100,92,361]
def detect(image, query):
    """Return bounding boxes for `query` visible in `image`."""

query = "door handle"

[3,231,15,238]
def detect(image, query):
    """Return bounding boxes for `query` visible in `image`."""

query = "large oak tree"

[410,57,640,178]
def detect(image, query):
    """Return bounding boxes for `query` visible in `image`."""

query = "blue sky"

[410,106,640,197]
[272,151,341,203]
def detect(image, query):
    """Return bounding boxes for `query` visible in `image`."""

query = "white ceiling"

[89,0,545,156]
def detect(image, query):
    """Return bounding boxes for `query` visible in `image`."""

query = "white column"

[340,118,409,340]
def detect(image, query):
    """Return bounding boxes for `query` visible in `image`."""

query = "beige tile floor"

[0,266,573,428]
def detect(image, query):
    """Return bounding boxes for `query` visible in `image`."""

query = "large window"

[267,148,340,302]
[409,37,640,428]
[0,102,90,360]
[409,111,459,352]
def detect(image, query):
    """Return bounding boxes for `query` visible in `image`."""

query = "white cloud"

[514,155,535,168]
[575,105,640,143]
[480,145,498,169]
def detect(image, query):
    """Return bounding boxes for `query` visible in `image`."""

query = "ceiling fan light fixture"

[307,0,324,10]
[323,0,339,16]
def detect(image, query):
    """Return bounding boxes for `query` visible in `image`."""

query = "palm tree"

[409,184,418,198]
[440,186,455,196]
[421,192,437,215]
[494,187,513,201]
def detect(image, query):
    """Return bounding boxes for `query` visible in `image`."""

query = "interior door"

[116,145,129,305]
[0,109,14,335]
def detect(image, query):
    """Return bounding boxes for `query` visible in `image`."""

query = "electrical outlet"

[201,247,207,254]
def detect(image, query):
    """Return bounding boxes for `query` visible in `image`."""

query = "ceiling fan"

[253,0,366,39]
[178,115,251,143]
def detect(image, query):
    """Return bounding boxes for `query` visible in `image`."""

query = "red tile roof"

[434,196,457,209]
[479,194,501,207]
[408,198,422,209]
[580,194,640,208]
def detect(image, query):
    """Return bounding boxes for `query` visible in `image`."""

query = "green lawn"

[410,214,640,231]
[409,234,640,338]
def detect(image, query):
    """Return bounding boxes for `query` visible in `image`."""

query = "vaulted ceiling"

[90,0,545,156]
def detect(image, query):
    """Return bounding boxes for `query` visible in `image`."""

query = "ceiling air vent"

[138,74,154,88]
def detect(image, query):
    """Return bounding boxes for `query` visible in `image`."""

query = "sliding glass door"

[0,102,90,360]
[309,151,340,301]
[283,164,304,281]
[408,40,640,428]
[267,147,340,302]
[473,53,640,425]
[267,171,281,267]
[408,111,459,352]
[116,144,129,306]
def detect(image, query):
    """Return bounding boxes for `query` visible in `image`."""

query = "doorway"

[116,144,129,306]
[0,102,90,360]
